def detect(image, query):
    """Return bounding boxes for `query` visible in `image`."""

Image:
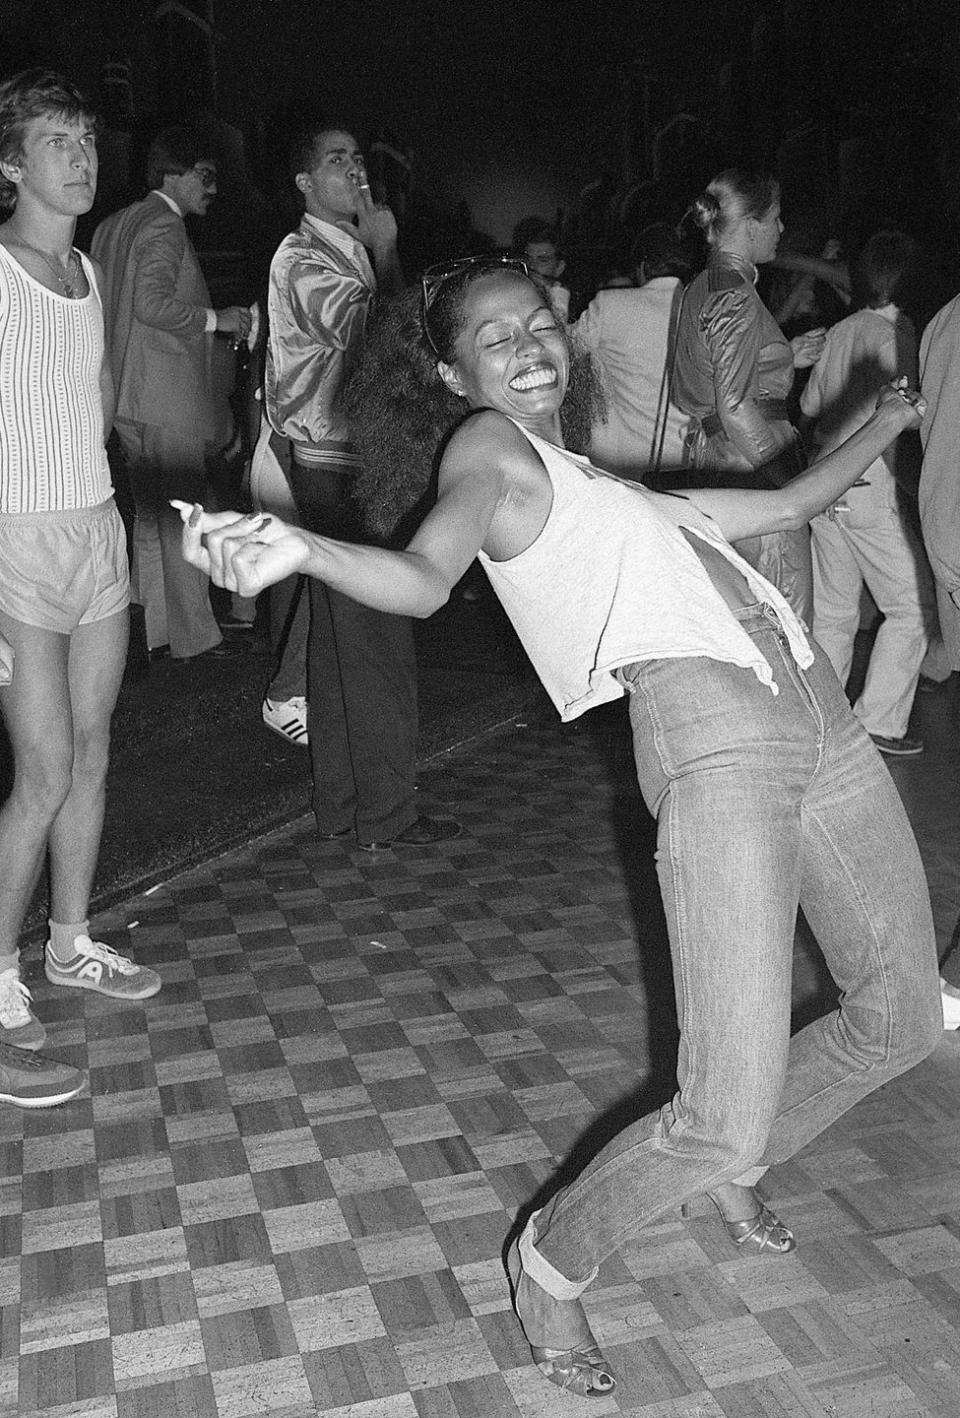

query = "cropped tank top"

[0,244,112,513]
[476,420,812,720]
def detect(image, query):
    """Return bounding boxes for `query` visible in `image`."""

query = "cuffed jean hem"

[520,1210,598,1300]
[732,1166,767,1187]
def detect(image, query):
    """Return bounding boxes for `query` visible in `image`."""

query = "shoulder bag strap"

[649,280,686,478]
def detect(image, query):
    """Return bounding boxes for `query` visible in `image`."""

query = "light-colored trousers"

[114,420,222,660]
[811,505,938,739]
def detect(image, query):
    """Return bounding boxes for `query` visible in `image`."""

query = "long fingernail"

[188,504,202,527]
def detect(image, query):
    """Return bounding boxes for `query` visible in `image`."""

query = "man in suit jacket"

[93,127,251,658]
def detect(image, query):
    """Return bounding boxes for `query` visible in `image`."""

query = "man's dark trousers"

[289,461,418,844]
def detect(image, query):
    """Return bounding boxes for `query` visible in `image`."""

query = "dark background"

[4,0,960,298]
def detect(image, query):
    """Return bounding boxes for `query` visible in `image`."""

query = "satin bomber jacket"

[263,214,376,463]
[672,250,795,471]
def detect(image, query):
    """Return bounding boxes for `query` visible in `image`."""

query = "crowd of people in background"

[2,62,960,1079]
[1,64,960,1398]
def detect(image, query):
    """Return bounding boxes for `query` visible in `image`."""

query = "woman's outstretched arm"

[769,250,850,296]
[174,429,508,618]
[683,383,924,544]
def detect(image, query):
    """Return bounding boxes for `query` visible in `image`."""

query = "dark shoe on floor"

[317,826,353,841]
[0,1041,86,1108]
[870,733,923,757]
[176,640,243,661]
[359,814,463,851]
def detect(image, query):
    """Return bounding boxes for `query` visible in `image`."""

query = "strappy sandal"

[709,1195,795,1254]
[505,1237,617,1397]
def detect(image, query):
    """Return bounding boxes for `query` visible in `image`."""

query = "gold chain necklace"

[12,237,82,298]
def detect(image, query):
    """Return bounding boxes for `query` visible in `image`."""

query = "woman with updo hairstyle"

[673,169,827,622]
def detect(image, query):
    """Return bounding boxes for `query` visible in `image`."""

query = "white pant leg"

[811,513,863,687]
[847,512,936,738]
[921,628,954,683]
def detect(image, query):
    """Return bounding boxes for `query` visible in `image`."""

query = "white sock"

[47,920,89,963]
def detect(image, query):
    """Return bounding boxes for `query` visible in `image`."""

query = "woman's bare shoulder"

[446,408,527,450]
[443,410,543,473]
[438,412,551,531]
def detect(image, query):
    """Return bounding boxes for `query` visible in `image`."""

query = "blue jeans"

[527,603,941,1293]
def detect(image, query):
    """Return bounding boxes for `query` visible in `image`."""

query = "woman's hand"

[171,501,310,597]
[0,632,13,687]
[790,327,826,368]
[875,378,926,432]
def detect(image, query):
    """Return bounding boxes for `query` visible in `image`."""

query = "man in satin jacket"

[93,127,251,659]
[263,122,459,849]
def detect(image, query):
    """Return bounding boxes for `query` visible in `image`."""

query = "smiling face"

[1,111,97,218]
[296,129,365,224]
[438,271,568,433]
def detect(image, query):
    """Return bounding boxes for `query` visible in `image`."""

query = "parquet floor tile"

[5,690,960,1416]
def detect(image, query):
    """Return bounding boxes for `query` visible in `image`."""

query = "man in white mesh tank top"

[0,70,160,1103]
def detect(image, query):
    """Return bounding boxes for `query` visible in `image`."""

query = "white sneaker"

[45,937,162,1000]
[262,696,309,747]
[942,978,960,1031]
[0,968,45,1050]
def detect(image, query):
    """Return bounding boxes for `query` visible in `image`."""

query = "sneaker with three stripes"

[262,696,309,747]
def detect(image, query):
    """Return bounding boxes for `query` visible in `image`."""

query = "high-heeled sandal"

[505,1236,617,1397]
[709,1195,795,1254]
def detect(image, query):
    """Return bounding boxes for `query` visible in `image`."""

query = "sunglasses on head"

[419,255,530,355]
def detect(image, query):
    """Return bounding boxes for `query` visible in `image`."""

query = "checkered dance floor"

[6,699,960,1417]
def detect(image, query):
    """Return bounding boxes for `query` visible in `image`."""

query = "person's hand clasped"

[216,305,253,340]
[876,377,925,431]
[170,501,309,597]
[790,326,826,369]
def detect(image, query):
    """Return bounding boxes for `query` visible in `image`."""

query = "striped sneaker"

[0,1042,86,1108]
[0,968,46,1050]
[262,696,309,747]
[44,936,161,1000]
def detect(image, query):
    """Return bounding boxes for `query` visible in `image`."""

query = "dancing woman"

[673,169,826,622]
[177,258,941,1398]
